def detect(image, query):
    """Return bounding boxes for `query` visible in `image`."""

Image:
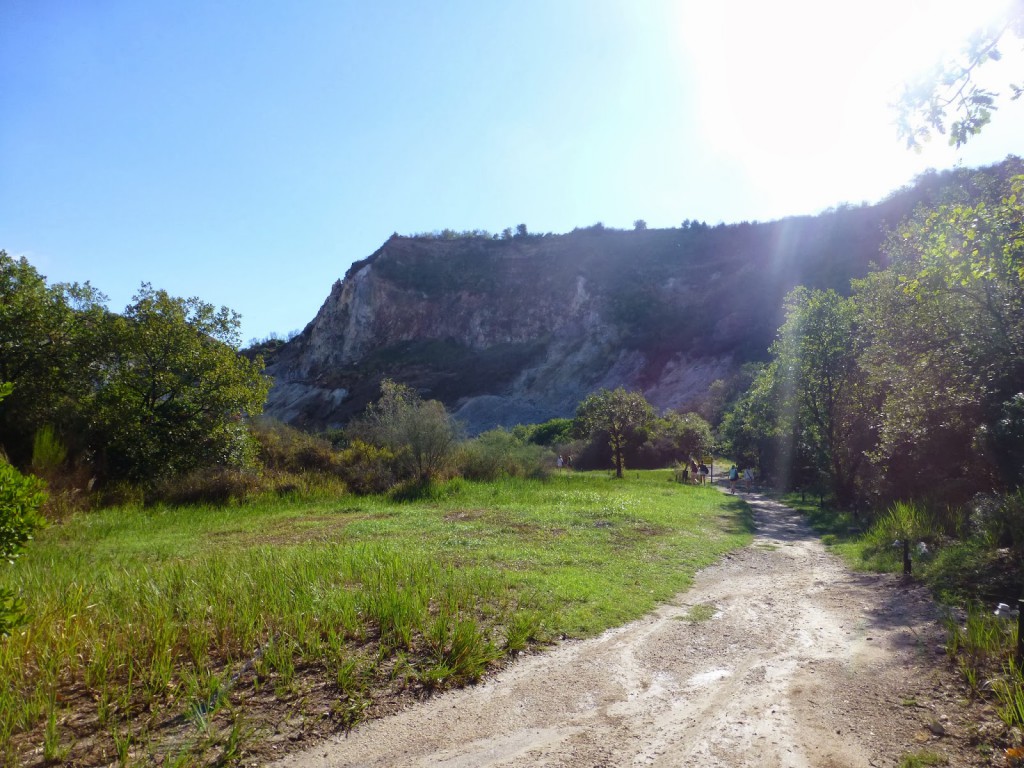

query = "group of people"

[727,464,755,492]
[687,459,710,484]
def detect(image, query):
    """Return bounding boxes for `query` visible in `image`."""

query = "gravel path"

[272,492,980,767]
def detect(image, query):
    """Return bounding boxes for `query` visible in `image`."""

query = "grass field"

[0,470,752,766]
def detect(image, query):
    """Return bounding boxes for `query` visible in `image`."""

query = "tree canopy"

[575,388,654,478]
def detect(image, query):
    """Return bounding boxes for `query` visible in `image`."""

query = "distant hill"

[258,157,1022,434]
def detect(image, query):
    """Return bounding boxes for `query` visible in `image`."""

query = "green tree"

[575,388,655,478]
[855,171,1024,501]
[0,252,107,463]
[353,379,459,481]
[647,411,713,463]
[724,289,870,501]
[897,4,1023,147]
[0,382,46,636]
[88,285,271,483]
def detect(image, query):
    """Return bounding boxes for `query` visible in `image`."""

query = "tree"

[897,3,1024,147]
[633,219,648,231]
[646,412,713,464]
[0,252,107,463]
[575,388,654,478]
[352,379,459,482]
[0,382,46,636]
[515,223,528,238]
[855,170,1024,501]
[724,289,870,502]
[88,285,271,482]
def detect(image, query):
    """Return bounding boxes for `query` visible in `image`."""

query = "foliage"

[634,411,713,469]
[335,439,397,494]
[0,382,46,636]
[30,424,67,478]
[856,172,1024,504]
[351,379,459,481]
[0,252,107,464]
[88,285,271,483]
[896,4,1023,148]
[863,502,934,561]
[0,256,273,487]
[514,417,574,447]
[971,490,1024,556]
[575,388,655,478]
[722,289,869,500]
[250,418,338,474]
[455,428,551,481]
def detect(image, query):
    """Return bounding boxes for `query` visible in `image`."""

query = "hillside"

[261,159,1021,433]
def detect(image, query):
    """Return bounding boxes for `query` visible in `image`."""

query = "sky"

[2,0,1023,344]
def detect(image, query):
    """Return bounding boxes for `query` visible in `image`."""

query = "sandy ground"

[271,491,990,768]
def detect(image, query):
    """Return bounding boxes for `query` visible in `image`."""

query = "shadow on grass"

[716,495,757,536]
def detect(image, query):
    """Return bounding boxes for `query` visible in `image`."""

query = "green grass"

[683,603,717,622]
[898,751,947,768]
[0,470,752,765]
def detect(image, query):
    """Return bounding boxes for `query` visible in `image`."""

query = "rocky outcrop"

[258,158,1023,434]
[263,202,901,434]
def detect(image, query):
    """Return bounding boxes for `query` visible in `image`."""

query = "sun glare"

[674,0,1020,217]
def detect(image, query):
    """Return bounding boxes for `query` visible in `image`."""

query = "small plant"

[684,603,717,622]
[993,657,1024,730]
[42,698,70,764]
[898,751,947,767]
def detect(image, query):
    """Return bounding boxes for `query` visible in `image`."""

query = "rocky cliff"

[263,204,901,433]
[262,160,1024,434]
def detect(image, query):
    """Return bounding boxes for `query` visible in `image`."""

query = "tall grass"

[946,604,1023,738]
[0,470,751,764]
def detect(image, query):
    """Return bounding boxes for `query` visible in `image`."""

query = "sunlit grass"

[0,470,751,764]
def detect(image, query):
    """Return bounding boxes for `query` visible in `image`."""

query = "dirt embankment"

[273,493,993,768]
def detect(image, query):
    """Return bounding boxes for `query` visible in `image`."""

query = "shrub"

[251,419,338,474]
[0,457,46,635]
[971,490,1024,556]
[152,467,270,506]
[336,440,396,495]
[456,429,551,481]
[30,425,67,478]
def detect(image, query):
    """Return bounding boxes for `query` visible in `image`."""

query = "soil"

[271,491,1010,768]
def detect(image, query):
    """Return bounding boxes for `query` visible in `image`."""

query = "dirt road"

[273,492,980,767]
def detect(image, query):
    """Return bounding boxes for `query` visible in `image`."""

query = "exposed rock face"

[264,201,905,434]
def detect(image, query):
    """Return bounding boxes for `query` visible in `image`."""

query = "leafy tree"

[88,285,270,483]
[0,382,46,636]
[897,4,1023,147]
[515,223,528,238]
[0,252,107,463]
[352,379,459,481]
[771,288,869,503]
[645,411,713,465]
[633,219,648,231]
[855,171,1024,501]
[723,289,870,502]
[574,388,654,478]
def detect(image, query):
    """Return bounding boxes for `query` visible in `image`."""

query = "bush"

[153,467,271,506]
[251,419,338,474]
[971,490,1024,555]
[0,457,46,635]
[456,429,551,481]
[336,440,397,495]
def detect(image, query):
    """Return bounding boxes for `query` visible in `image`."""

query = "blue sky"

[3,0,1023,343]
